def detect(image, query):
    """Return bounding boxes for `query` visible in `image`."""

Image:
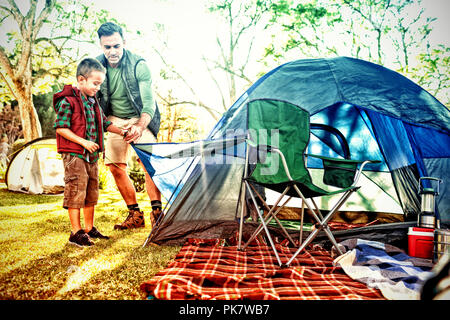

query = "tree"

[405,45,450,106]
[205,0,271,109]
[157,89,203,143]
[263,0,340,63]
[152,39,223,122]
[152,0,273,124]
[265,0,449,106]
[0,0,55,141]
[0,0,112,142]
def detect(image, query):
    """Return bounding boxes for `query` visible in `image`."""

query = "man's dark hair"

[76,58,106,78]
[97,22,124,39]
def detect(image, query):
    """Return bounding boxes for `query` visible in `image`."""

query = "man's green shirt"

[107,61,155,119]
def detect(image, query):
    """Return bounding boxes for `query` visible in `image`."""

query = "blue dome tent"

[134,57,449,245]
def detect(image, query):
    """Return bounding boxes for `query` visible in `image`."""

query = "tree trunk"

[16,95,42,142]
[14,72,42,142]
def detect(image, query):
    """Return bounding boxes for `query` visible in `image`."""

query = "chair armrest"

[307,154,381,188]
[306,153,381,165]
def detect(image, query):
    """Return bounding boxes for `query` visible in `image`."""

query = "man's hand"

[124,113,151,143]
[124,124,144,143]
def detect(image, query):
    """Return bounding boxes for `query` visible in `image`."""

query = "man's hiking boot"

[87,226,109,239]
[150,207,162,228]
[114,209,145,230]
[69,230,94,247]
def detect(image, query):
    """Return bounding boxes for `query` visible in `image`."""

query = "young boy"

[53,58,128,247]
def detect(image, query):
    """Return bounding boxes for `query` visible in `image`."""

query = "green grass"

[0,185,180,300]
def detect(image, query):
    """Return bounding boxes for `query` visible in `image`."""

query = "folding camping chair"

[237,99,379,267]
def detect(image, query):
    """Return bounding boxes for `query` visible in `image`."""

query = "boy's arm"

[99,105,128,137]
[106,123,128,137]
[56,128,99,154]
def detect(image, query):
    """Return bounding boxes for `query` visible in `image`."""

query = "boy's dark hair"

[97,22,124,39]
[76,58,106,78]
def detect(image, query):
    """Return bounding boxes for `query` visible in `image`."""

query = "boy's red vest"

[53,85,105,155]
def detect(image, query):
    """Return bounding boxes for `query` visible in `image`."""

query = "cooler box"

[408,227,434,259]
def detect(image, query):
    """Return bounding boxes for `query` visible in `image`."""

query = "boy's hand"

[55,128,100,154]
[82,140,100,153]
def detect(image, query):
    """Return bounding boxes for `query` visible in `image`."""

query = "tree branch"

[6,0,23,32]
[0,46,15,81]
[202,55,227,110]
[0,70,17,100]
[33,0,56,42]
[156,92,222,115]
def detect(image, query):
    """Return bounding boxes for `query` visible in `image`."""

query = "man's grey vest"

[96,50,160,138]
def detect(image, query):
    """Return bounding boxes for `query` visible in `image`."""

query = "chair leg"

[251,187,296,246]
[237,181,247,250]
[283,189,357,267]
[242,185,292,250]
[323,225,343,255]
[245,181,283,266]
[285,227,321,267]
[299,200,305,246]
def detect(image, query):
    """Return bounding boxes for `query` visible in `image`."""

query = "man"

[96,22,162,230]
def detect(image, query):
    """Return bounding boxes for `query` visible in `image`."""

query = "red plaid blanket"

[140,238,385,300]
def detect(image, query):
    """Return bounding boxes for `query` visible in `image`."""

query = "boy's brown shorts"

[62,153,99,209]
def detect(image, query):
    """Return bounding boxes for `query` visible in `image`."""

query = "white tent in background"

[6,137,64,194]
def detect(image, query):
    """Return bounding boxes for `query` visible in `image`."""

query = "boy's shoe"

[114,209,145,230]
[69,230,94,247]
[150,207,162,228]
[87,226,109,239]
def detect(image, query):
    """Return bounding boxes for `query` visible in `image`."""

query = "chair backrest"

[309,123,356,188]
[247,99,312,186]
[310,123,351,160]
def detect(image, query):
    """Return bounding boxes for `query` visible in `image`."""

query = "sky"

[86,0,450,47]
[84,0,220,65]
[85,0,450,60]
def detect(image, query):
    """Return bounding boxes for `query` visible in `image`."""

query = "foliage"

[97,157,115,191]
[0,103,22,144]
[157,90,203,143]
[401,45,450,106]
[264,0,449,106]
[0,90,58,145]
[33,91,57,138]
[0,0,118,141]
[0,0,114,103]
[127,154,145,193]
